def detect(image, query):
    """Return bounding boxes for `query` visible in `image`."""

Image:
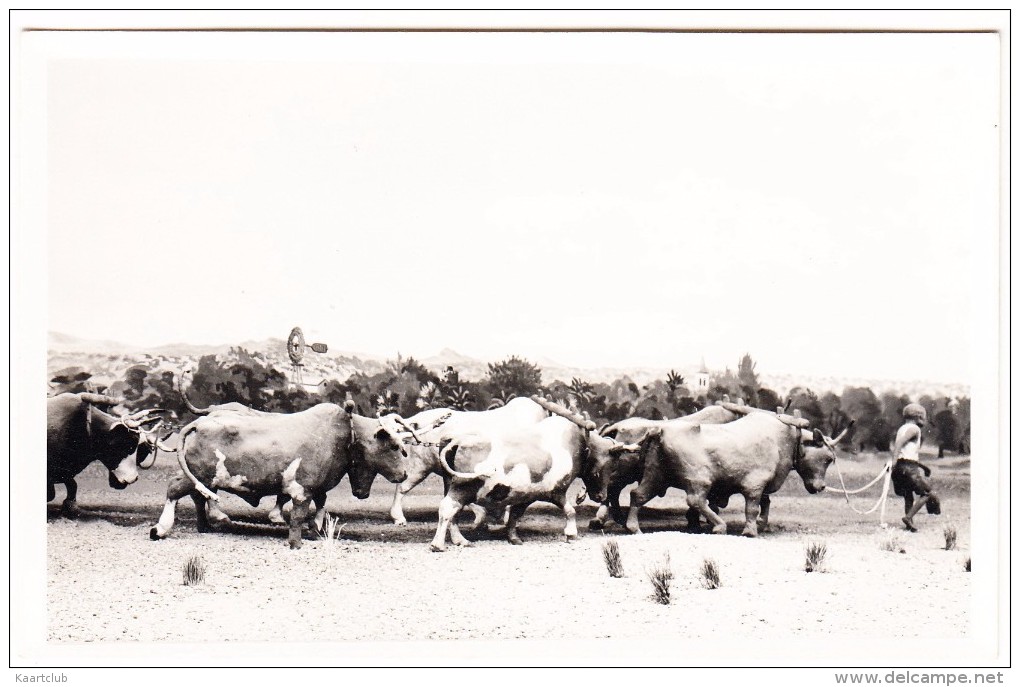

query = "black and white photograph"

[10,10,1009,677]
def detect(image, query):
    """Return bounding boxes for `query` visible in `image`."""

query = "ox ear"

[597,422,612,436]
[812,428,824,444]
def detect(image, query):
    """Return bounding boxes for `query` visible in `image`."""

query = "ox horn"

[119,408,158,430]
[390,416,422,445]
[829,421,855,445]
[80,392,122,406]
[155,437,177,452]
[529,395,597,432]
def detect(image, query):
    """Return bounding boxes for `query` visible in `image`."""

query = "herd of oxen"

[46,371,852,550]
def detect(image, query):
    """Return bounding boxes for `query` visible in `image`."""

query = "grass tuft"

[943,525,958,551]
[804,541,828,573]
[880,534,906,554]
[320,513,346,571]
[700,557,722,590]
[602,539,625,578]
[645,552,674,604]
[182,555,206,586]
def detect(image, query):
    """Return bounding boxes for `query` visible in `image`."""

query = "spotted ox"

[47,393,164,517]
[624,412,849,536]
[590,404,743,530]
[149,402,410,548]
[429,415,641,551]
[382,398,548,527]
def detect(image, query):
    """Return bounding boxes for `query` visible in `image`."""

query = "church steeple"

[695,357,710,391]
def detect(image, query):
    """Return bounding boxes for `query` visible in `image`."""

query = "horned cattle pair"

[592,406,851,537]
[149,399,427,549]
[47,393,168,517]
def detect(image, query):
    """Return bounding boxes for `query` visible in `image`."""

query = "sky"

[37,30,999,384]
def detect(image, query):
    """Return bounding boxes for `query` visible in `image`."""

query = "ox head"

[346,411,410,498]
[100,409,167,487]
[794,423,854,494]
[96,420,142,489]
[580,427,645,505]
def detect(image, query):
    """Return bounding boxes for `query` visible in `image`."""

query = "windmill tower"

[286,326,329,388]
[694,357,710,393]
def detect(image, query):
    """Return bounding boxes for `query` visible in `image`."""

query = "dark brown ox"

[429,415,641,551]
[149,402,409,548]
[624,412,850,536]
[591,404,743,530]
[47,393,164,517]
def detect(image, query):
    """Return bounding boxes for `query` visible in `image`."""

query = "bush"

[320,513,346,571]
[646,552,674,604]
[487,355,542,399]
[700,557,722,589]
[804,541,828,573]
[602,540,625,578]
[880,534,906,554]
[182,555,206,586]
[943,525,958,551]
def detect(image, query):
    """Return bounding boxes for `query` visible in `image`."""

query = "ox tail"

[437,443,485,481]
[175,425,220,502]
[177,367,211,415]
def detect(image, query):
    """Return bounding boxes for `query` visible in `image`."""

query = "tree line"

[51,350,971,458]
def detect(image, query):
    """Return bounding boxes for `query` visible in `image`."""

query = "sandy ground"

[47,453,971,642]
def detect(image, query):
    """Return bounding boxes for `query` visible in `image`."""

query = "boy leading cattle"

[891,403,940,532]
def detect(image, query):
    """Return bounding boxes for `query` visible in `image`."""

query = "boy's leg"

[903,490,931,532]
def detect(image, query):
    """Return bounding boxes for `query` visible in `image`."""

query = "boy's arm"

[891,423,920,458]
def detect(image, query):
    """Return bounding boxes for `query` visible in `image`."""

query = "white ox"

[382,398,548,526]
[429,415,641,551]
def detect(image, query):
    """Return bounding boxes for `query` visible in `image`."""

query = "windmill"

[286,326,329,387]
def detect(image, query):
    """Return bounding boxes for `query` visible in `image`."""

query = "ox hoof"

[588,519,607,531]
[508,536,523,546]
[149,527,165,541]
[392,519,408,527]
[741,527,759,538]
[268,514,287,525]
[453,540,473,548]
[288,540,303,550]
[711,524,727,535]
[430,543,447,553]
[901,517,918,533]
[61,501,80,519]
[626,526,642,535]
[564,534,577,543]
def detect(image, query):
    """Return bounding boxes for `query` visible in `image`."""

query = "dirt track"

[47,453,971,642]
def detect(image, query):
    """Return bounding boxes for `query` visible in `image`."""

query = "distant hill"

[46,331,967,398]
